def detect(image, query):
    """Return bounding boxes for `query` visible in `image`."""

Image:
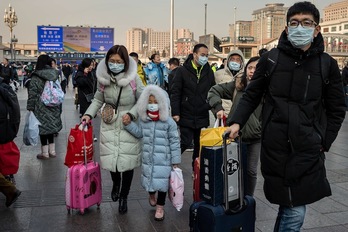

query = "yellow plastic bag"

[200,119,229,147]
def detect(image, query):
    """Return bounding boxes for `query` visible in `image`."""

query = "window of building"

[323,27,329,33]
[24,50,31,55]
[331,26,337,32]
[344,24,348,29]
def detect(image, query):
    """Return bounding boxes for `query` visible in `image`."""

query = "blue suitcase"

[189,133,256,232]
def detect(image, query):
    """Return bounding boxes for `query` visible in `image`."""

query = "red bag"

[193,157,201,201]
[64,123,93,167]
[0,141,20,175]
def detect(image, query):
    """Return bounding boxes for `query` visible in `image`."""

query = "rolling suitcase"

[65,123,102,214]
[189,133,256,232]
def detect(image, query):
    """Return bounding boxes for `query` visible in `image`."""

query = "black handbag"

[84,93,94,103]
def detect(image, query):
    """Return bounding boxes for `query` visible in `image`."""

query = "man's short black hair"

[287,1,320,24]
[193,43,208,53]
[129,52,139,58]
[168,57,180,66]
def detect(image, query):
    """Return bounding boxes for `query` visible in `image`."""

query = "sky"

[0,0,335,46]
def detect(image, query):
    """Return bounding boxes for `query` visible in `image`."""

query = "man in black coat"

[167,57,180,97]
[170,43,216,169]
[226,2,346,231]
[0,58,14,85]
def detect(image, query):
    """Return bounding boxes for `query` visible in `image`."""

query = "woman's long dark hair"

[35,55,52,70]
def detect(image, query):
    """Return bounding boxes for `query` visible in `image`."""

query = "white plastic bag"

[168,167,184,211]
[23,111,41,146]
[213,118,225,128]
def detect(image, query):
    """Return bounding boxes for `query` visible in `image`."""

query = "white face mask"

[147,104,158,112]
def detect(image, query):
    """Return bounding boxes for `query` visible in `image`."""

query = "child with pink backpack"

[122,85,181,221]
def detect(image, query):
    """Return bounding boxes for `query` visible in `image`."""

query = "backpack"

[0,82,21,144]
[40,80,65,107]
[265,48,331,90]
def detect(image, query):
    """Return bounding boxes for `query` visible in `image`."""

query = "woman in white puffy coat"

[81,45,144,214]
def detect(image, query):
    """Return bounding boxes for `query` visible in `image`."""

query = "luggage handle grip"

[81,121,95,167]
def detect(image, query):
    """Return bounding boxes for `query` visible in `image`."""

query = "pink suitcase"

[65,122,102,214]
[66,161,102,214]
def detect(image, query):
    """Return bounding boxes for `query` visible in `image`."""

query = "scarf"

[147,110,160,121]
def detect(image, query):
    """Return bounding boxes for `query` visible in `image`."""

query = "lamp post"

[4,4,18,62]
[234,7,237,49]
[170,0,174,58]
[204,4,207,45]
[12,35,18,62]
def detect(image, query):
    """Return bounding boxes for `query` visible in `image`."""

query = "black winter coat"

[230,31,346,207]
[170,56,215,129]
[75,70,95,115]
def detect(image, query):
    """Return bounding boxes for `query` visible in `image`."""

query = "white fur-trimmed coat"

[124,85,181,192]
[84,57,145,172]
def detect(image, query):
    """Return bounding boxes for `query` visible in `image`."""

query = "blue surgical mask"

[147,103,158,112]
[228,61,241,71]
[287,26,315,49]
[108,63,124,73]
[197,56,208,66]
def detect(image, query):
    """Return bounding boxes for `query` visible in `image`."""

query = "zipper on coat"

[304,75,310,103]
[288,187,294,207]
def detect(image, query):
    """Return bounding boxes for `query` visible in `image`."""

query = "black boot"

[111,185,120,202]
[119,197,128,214]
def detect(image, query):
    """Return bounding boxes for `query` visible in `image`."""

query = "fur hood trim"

[96,56,137,87]
[137,85,169,122]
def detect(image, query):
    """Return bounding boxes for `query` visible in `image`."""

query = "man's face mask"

[228,61,241,71]
[287,19,316,49]
[197,56,208,66]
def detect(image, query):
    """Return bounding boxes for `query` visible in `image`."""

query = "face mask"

[228,61,241,71]
[197,56,208,66]
[147,103,158,112]
[108,63,124,73]
[287,26,315,48]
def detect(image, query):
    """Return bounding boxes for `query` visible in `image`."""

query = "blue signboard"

[37,26,64,52]
[90,28,114,52]
[38,26,114,52]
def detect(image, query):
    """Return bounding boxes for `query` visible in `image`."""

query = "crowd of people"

[0,1,347,231]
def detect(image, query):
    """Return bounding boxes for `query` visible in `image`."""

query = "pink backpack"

[40,80,65,106]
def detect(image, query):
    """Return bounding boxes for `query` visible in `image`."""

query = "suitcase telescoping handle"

[81,120,93,167]
[222,132,244,213]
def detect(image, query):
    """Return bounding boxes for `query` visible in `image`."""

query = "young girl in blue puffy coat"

[122,85,181,221]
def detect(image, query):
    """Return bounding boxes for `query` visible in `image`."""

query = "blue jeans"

[274,205,306,232]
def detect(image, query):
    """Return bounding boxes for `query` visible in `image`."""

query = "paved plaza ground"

[0,86,347,232]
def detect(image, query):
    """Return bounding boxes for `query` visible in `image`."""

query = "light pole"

[204,4,207,45]
[170,0,174,58]
[234,7,237,49]
[12,35,18,62]
[4,4,18,62]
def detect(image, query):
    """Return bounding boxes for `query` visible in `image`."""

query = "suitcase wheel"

[80,209,85,215]
[66,207,71,214]
[97,203,101,209]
